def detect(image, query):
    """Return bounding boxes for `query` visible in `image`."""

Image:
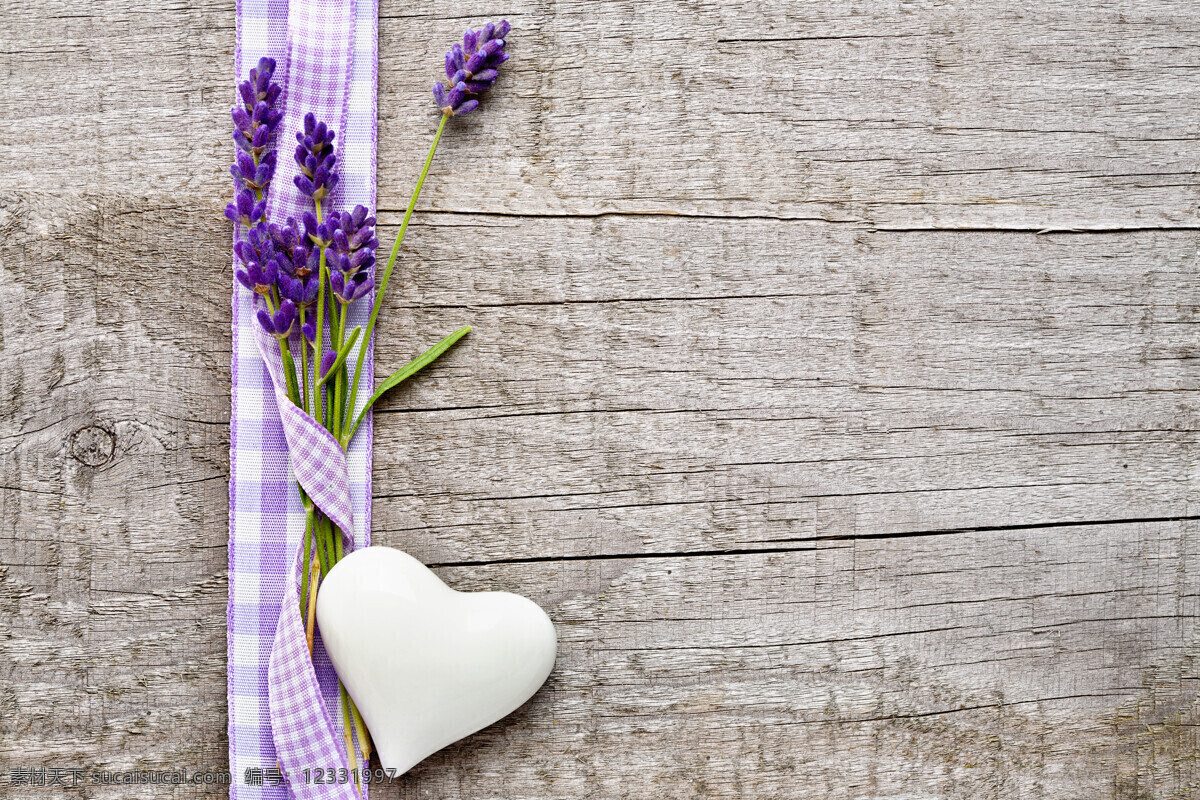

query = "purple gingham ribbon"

[230,0,377,796]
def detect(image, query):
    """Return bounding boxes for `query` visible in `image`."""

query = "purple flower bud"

[251,101,269,125]
[257,299,297,339]
[350,229,377,251]
[225,188,267,227]
[330,270,373,304]
[349,249,375,272]
[278,273,319,309]
[302,212,319,237]
[320,351,338,379]
[236,258,277,295]
[239,81,256,111]
[233,240,256,266]
[302,321,316,344]
[247,223,272,256]
[235,151,255,178]
[351,274,375,302]
[269,221,296,252]
[465,51,488,75]
[232,106,252,133]
[251,125,270,150]
[327,250,350,273]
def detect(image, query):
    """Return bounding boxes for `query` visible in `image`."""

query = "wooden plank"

[412,522,1199,799]
[370,218,1200,564]
[0,0,1198,798]
[377,0,1200,229]
[3,2,1200,228]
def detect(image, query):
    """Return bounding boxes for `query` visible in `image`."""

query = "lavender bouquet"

[227,21,511,779]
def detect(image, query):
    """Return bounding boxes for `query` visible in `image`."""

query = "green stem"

[332,300,347,442]
[299,307,311,415]
[324,517,338,578]
[313,197,328,424]
[278,337,300,407]
[263,293,301,404]
[338,684,360,793]
[299,507,313,618]
[344,113,449,438]
[313,512,330,581]
[348,696,372,760]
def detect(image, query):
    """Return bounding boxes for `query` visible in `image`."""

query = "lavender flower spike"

[327,205,378,276]
[233,57,284,160]
[433,20,511,116]
[294,113,339,202]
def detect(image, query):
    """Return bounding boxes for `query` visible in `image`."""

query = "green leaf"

[342,326,471,446]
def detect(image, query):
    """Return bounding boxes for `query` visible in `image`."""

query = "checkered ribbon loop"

[254,328,355,536]
[229,0,377,796]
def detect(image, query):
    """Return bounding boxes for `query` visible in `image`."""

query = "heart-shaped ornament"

[316,546,557,775]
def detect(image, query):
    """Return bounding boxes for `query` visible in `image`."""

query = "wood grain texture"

[1,0,1198,798]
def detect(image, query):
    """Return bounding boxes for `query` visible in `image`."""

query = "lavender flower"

[234,223,273,264]
[433,20,511,115]
[294,113,339,201]
[300,211,335,249]
[236,257,278,295]
[330,269,374,304]
[270,219,319,278]
[226,188,267,227]
[278,272,320,310]
[327,205,378,276]
[231,150,278,194]
[257,299,297,339]
[233,58,284,159]
[229,58,291,339]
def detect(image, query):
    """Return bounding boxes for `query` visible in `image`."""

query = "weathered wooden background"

[2,0,1199,797]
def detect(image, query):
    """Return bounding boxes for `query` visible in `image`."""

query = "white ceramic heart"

[315,546,557,775]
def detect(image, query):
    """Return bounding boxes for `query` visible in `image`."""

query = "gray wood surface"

[1,0,1198,797]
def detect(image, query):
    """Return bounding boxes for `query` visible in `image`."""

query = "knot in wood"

[70,425,115,467]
